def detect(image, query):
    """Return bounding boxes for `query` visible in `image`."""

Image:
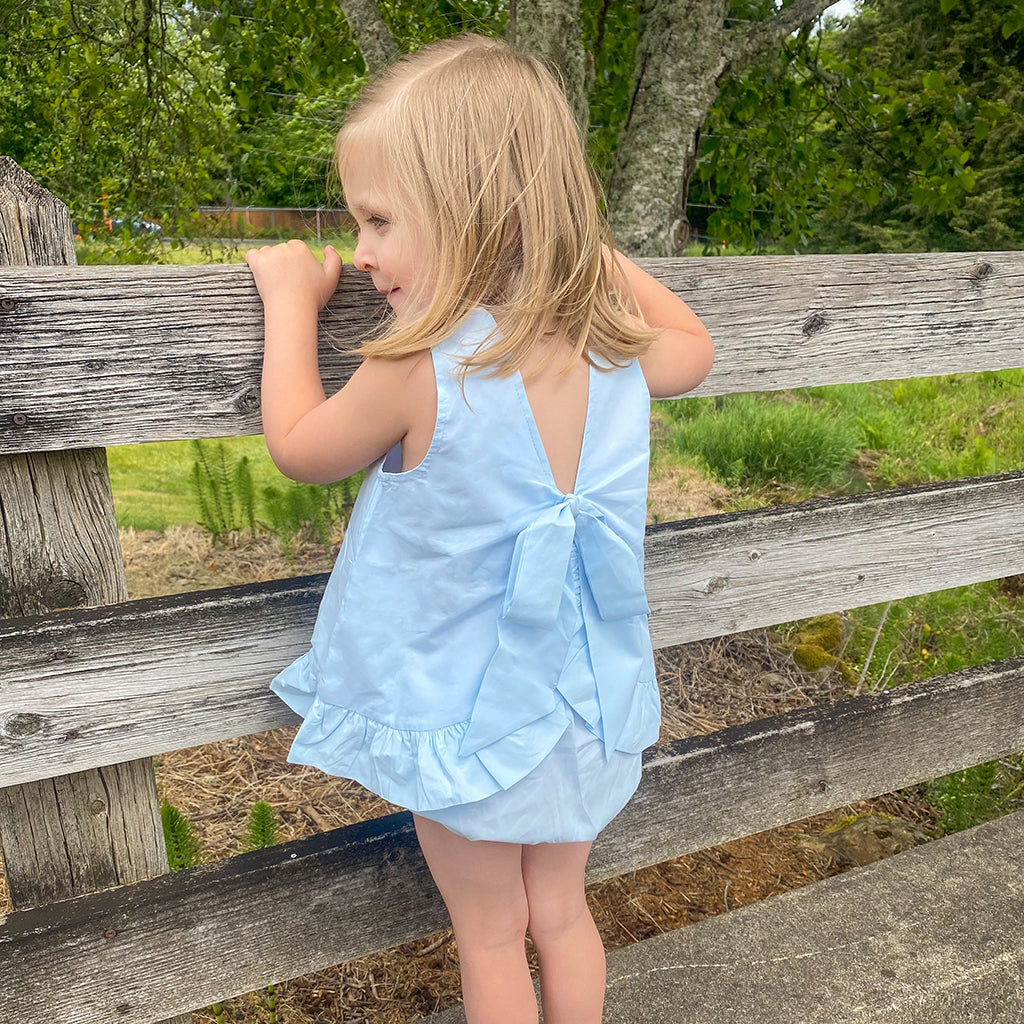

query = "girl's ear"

[502,207,520,249]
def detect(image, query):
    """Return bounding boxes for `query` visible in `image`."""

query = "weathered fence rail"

[5,657,1024,1023]
[3,471,1023,789]
[1,156,1023,1024]
[0,252,1021,452]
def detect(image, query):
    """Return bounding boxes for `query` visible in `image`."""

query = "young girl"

[247,33,713,1024]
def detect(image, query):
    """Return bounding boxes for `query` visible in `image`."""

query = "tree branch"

[724,0,834,77]
[336,0,400,76]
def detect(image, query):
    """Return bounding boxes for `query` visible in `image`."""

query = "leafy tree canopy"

[1,0,1019,252]
[692,0,1024,251]
[0,0,229,227]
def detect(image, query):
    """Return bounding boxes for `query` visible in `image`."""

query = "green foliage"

[196,0,503,208]
[828,371,1024,488]
[189,438,362,551]
[242,800,281,851]
[74,233,168,265]
[663,393,862,490]
[0,0,231,231]
[691,8,841,248]
[816,574,1024,837]
[161,801,203,870]
[582,0,643,185]
[657,369,1024,506]
[925,755,1024,835]
[807,0,1024,252]
[688,0,1024,251]
[5,0,1021,251]
[847,583,1024,692]
[260,473,363,554]
[190,439,257,541]
[231,88,358,209]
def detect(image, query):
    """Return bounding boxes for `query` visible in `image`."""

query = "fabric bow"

[459,493,649,768]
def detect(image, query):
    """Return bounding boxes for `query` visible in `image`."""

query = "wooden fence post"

[0,158,191,1024]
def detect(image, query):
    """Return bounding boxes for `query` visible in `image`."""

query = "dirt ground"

[1,465,944,1023]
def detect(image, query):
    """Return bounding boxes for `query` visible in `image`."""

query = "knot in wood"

[703,576,727,596]
[969,261,993,281]
[234,386,261,414]
[2,712,45,737]
[90,799,107,815]
[0,297,16,312]
[42,578,88,611]
[802,311,830,336]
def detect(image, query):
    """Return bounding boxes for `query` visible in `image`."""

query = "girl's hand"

[245,239,342,311]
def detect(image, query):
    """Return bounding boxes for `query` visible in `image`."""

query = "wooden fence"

[1,154,1023,1023]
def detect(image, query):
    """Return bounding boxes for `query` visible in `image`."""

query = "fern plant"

[189,438,362,553]
[161,796,289,1021]
[161,801,203,872]
[242,800,281,851]
[261,471,363,554]
[242,800,282,1024]
[190,439,256,541]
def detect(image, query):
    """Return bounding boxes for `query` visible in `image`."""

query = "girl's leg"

[413,814,537,1024]
[521,841,604,1024]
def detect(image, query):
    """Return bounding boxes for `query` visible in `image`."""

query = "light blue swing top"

[269,306,660,813]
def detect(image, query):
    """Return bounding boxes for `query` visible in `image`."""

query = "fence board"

[644,468,1024,649]
[2,472,1022,788]
[3,656,1022,1024]
[0,251,1021,453]
[0,164,189,1024]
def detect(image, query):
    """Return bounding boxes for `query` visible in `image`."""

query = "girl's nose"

[353,234,376,272]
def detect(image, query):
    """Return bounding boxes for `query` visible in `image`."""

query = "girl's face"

[343,158,433,319]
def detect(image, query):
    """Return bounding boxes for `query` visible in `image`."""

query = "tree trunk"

[607,0,835,256]
[0,157,190,1024]
[508,0,589,131]
[336,0,400,75]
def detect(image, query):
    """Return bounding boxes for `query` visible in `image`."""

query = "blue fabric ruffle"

[270,656,659,815]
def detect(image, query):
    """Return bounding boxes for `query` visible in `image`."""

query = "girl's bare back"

[400,338,589,495]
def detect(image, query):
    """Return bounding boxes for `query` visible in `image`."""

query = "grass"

[76,235,357,266]
[656,370,1024,508]
[107,435,297,531]
[782,579,1024,834]
[662,392,863,491]
[843,582,1024,690]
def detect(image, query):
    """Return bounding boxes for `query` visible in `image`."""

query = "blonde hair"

[335,33,658,376]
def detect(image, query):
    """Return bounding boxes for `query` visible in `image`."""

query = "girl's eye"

[368,216,389,229]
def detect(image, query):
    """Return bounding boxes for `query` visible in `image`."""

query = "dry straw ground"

[0,467,942,1023]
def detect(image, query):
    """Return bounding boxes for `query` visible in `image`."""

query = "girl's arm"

[246,240,419,485]
[605,247,715,399]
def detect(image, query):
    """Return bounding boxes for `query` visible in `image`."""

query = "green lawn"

[76,236,357,266]
[107,435,296,531]
[656,370,1024,508]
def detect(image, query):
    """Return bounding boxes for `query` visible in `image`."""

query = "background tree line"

[0,0,1020,255]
